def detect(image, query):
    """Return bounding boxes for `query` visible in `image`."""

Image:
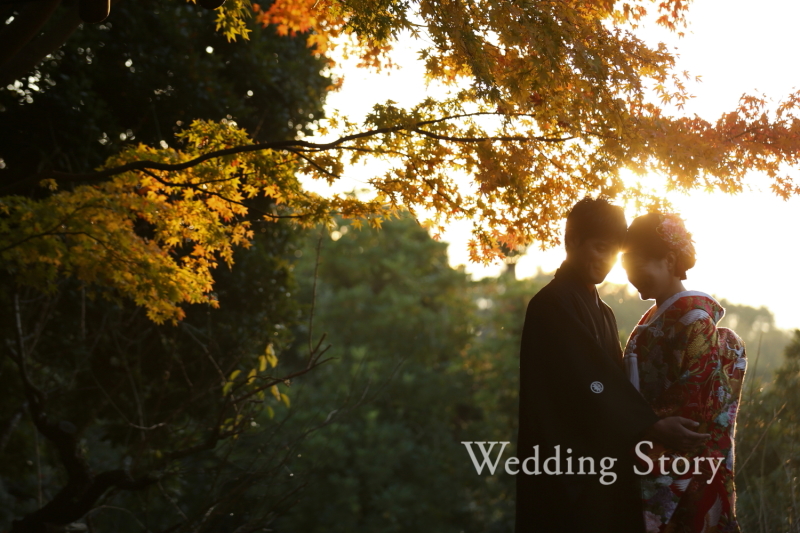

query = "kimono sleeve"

[673,309,719,379]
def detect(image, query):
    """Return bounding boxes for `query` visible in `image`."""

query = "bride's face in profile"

[622,250,677,301]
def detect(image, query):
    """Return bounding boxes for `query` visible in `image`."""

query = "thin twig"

[738,402,787,473]
[307,231,323,359]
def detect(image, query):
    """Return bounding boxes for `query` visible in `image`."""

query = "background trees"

[274,217,483,532]
[248,216,543,533]
[733,330,800,532]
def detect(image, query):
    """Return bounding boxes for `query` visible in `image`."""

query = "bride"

[621,212,747,533]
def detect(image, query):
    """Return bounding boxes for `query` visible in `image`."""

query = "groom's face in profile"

[565,236,620,285]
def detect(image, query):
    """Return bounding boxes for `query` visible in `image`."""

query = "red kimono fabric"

[624,291,747,533]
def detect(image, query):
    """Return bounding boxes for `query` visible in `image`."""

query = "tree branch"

[412,127,575,144]
[4,114,575,193]
[139,169,308,220]
[7,290,157,533]
[11,470,158,533]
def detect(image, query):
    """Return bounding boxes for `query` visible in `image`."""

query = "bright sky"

[303,0,800,330]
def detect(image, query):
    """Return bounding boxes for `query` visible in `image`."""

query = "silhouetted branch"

[4,113,573,193]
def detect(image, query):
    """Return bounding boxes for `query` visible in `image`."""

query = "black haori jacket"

[514,264,659,533]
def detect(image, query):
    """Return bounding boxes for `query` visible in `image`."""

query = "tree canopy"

[3,0,800,325]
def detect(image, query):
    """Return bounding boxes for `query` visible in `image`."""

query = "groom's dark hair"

[565,196,627,246]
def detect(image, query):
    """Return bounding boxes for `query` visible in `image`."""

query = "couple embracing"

[514,197,747,533]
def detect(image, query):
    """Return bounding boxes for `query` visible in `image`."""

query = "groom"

[514,197,710,533]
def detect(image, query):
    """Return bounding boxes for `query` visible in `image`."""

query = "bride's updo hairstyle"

[623,212,696,280]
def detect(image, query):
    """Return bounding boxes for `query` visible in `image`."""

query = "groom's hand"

[644,417,711,452]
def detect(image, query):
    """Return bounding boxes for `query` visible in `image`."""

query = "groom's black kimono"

[515,261,659,533]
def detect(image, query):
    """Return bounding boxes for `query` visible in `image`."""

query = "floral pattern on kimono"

[624,291,747,533]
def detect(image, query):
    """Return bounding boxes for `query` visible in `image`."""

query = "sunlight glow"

[302,0,800,329]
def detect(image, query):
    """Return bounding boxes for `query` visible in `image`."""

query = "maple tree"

[4,0,800,326]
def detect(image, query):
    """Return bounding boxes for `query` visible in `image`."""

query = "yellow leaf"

[265,343,278,368]
[39,178,58,191]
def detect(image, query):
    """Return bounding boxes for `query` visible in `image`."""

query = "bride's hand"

[644,417,711,452]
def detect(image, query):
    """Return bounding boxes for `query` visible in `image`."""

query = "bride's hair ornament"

[656,213,695,260]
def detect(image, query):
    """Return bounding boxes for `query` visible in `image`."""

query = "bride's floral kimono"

[624,291,747,533]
